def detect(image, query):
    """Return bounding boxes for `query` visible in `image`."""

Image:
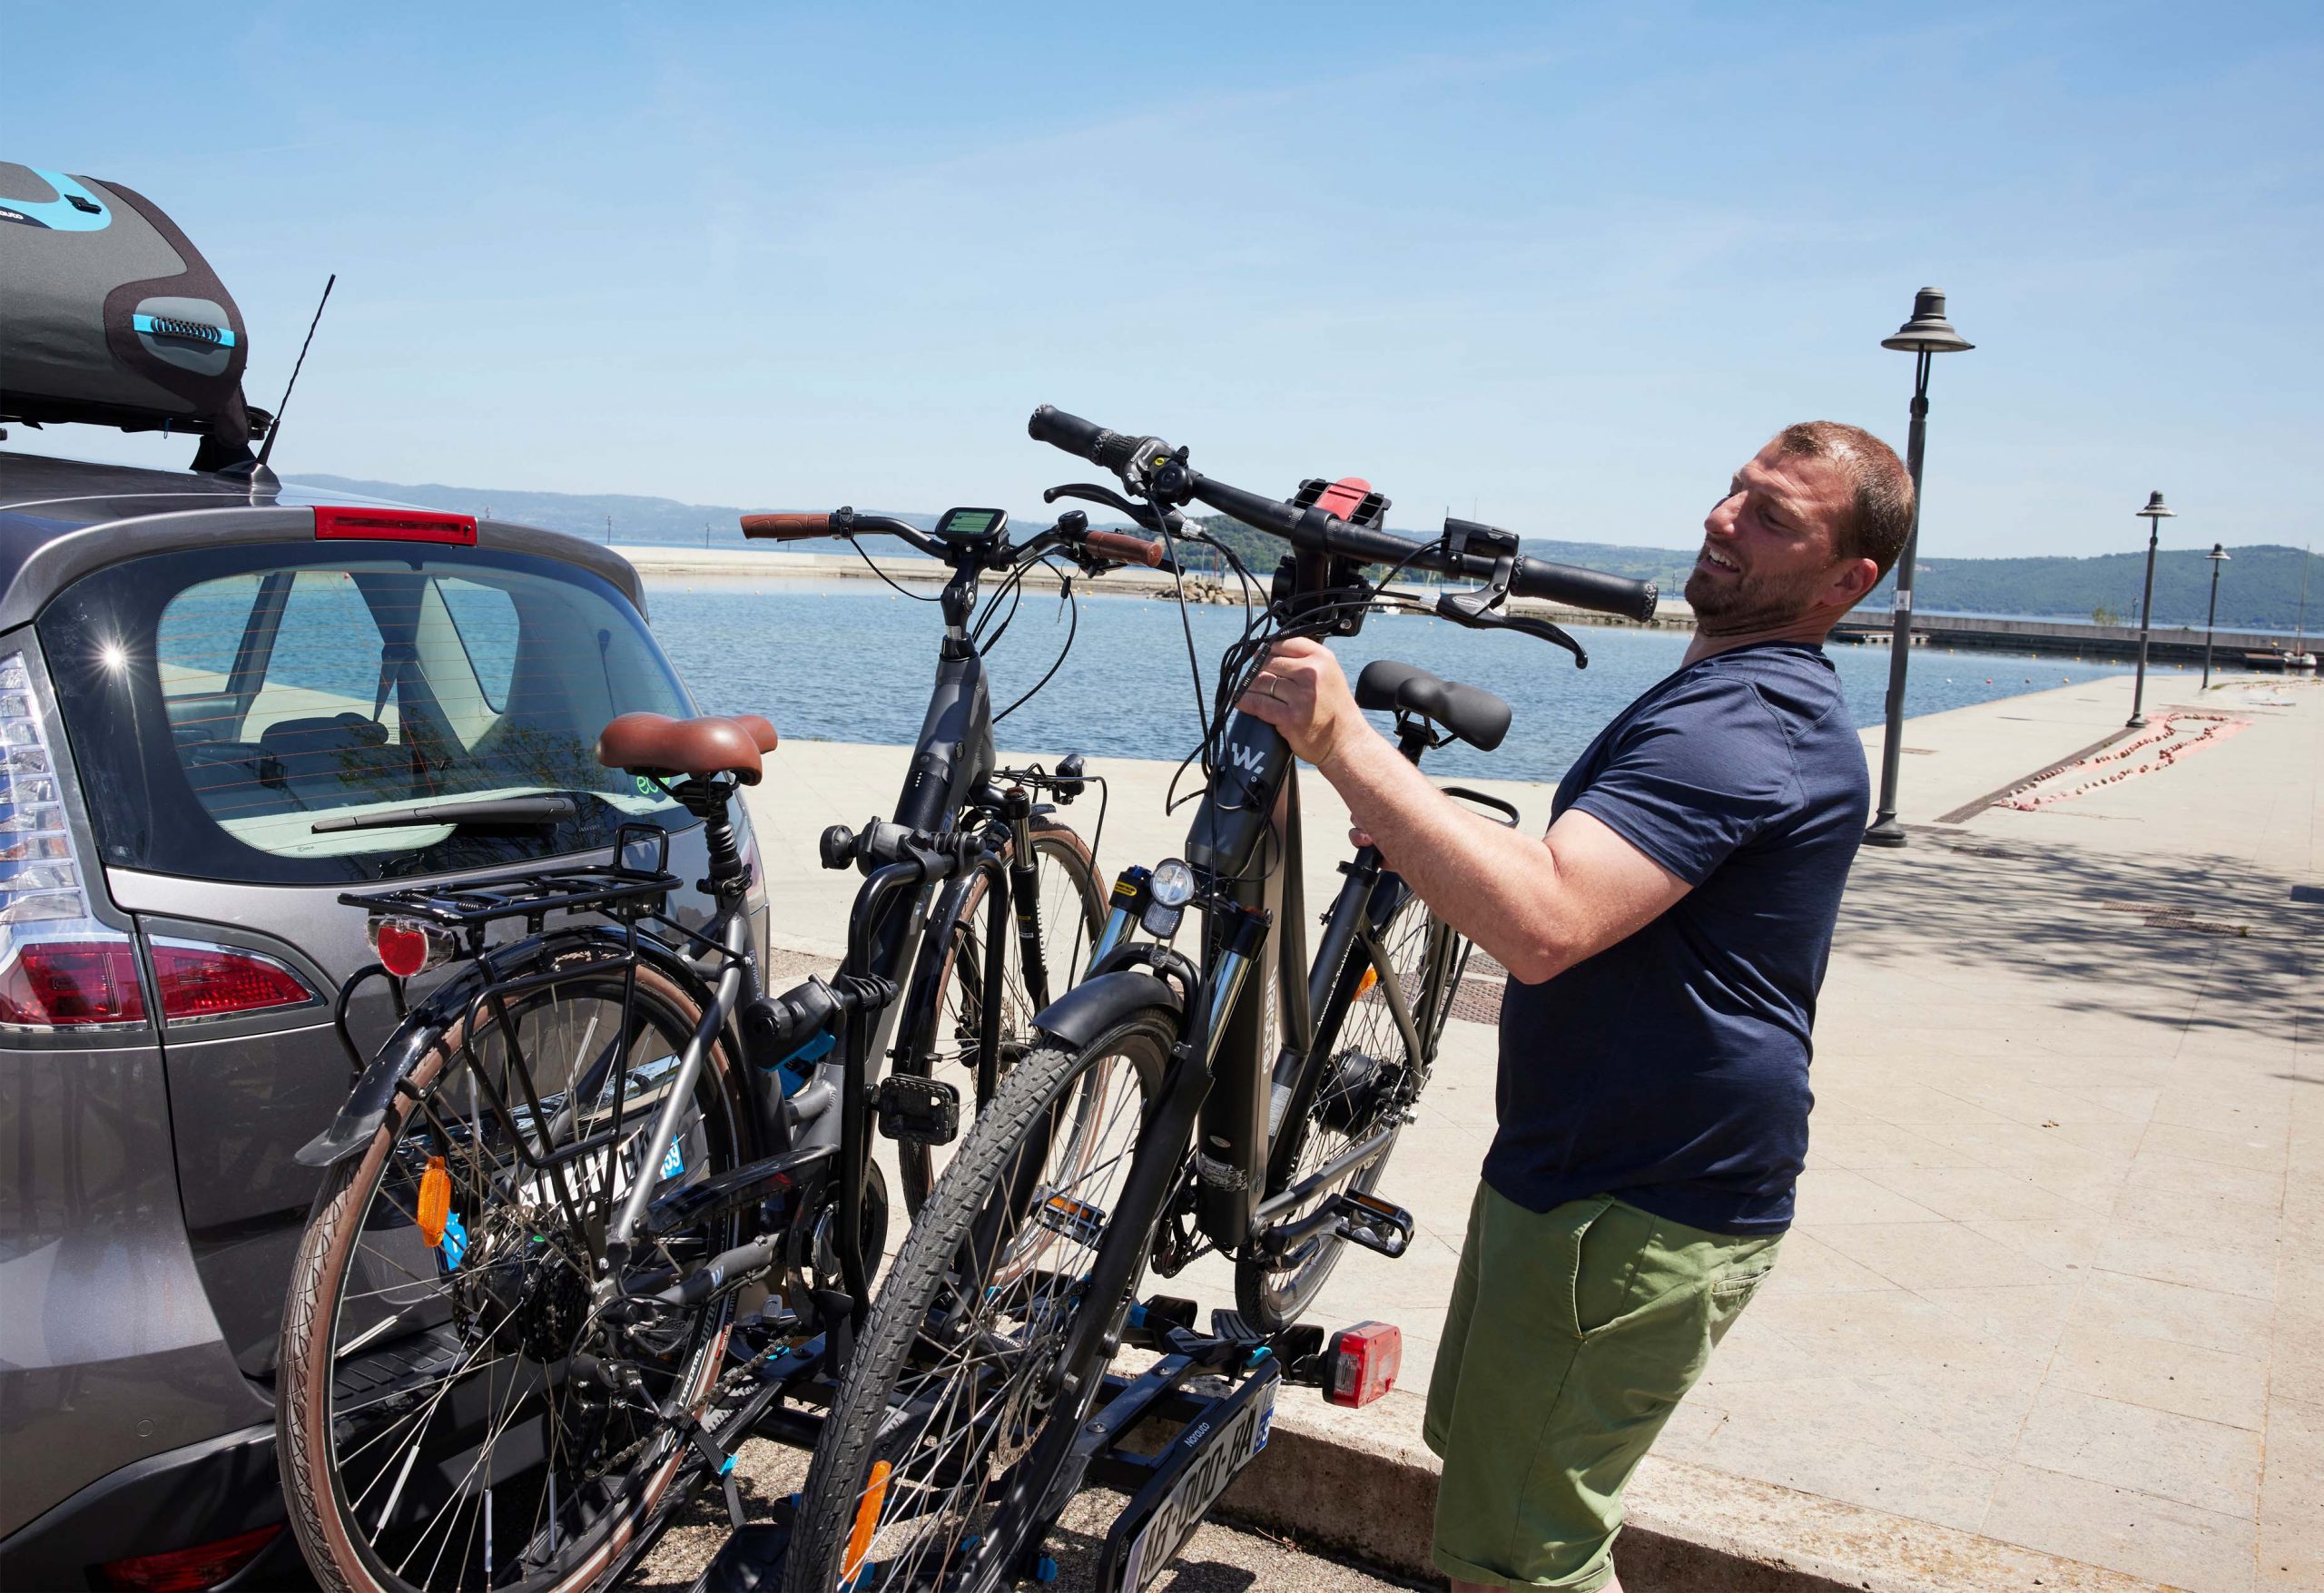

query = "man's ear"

[1824,556,1881,608]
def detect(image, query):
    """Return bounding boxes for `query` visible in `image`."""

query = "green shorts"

[1424,1183,1780,1590]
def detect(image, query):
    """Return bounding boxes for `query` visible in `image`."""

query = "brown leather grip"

[1081,529,1163,567]
[739,512,833,541]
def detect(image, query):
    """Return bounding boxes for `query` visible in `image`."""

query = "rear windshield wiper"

[311,796,579,834]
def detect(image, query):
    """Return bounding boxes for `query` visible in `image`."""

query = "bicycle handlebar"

[1025,405,1659,623]
[740,503,1162,573]
[739,512,837,542]
[1079,528,1163,567]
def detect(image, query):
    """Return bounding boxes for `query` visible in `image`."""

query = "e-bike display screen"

[936,506,1007,541]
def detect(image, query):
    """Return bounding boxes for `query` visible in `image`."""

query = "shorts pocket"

[1706,1257,1777,1347]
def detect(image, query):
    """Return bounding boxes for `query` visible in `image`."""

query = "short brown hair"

[1772,421,1914,578]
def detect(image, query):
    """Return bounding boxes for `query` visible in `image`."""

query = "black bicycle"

[273,507,1154,1593]
[784,411,1658,1593]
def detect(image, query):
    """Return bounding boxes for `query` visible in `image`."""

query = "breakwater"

[1831,609,2306,665]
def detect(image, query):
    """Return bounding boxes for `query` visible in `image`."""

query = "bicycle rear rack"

[340,822,680,949]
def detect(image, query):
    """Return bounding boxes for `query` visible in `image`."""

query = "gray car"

[0,448,768,1589]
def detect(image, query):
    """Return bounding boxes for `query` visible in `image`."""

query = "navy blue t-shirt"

[1484,642,1866,1235]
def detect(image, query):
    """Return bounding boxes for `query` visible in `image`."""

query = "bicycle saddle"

[1355,660,1512,752]
[596,712,779,784]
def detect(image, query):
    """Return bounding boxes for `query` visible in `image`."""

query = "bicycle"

[272,506,1157,1593]
[784,409,1657,1593]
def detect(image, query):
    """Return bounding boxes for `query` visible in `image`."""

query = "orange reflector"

[842,1460,891,1584]
[1354,966,1379,1000]
[417,1155,450,1247]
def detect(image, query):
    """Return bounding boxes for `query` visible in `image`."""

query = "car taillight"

[150,939,314,1018]
[0,939,145,1025]
[1,655,315,1030]
[2,652,80,925]
[1324,1320,1401,1408]
[95,1522,283,1592]
[0,653,143,1029]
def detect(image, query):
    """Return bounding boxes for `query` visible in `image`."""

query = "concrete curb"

[1217,1402,2175,1592]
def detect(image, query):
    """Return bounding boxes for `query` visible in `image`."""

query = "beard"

[1684,557,1827,633]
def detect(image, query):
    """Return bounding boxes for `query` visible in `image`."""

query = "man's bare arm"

[1313,721,1690,983]
[1239,637,1692,983]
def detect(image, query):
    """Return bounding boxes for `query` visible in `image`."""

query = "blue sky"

[7,2,2319,559]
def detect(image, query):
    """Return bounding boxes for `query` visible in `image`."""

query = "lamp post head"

[2208,543,2230,562]
[1881,288,1974,353]
[2139,491,2175,521]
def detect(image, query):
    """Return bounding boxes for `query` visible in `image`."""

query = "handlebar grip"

[739,512,834,542]
[1080,529,1163,567]
[1028,405,1147,473]
[1513,556,1659,623]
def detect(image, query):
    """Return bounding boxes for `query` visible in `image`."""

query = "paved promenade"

[728,668,2317,1591]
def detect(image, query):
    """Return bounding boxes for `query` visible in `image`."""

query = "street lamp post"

[1864,288,1974,849]
[2201,542,2230,690]
[2127,491,2174,728]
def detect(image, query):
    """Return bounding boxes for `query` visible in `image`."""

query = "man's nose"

[1704,491,1743,538]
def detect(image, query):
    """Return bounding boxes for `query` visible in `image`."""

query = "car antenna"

[227,273,337,497]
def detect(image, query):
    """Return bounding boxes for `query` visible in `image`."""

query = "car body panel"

[0,447,763,1573]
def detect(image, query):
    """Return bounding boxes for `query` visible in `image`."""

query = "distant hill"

[288,474,2313,634]
[1859,545,2312,634]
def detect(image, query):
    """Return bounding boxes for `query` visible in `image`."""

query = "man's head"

[1687,422,1913,635]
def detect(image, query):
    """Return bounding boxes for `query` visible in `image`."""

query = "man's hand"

[1236,637,1370,769]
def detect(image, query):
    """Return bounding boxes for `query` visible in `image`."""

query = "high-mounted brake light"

[1323,1319,1401,1408]
[313,505,478,546]
[95,1522,283,1592]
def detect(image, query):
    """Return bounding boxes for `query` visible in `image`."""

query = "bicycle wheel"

[1235,884,1461,1332]
[278,949,748,1593]
[897,817,1104,1213]
[786,1014,1172,1593]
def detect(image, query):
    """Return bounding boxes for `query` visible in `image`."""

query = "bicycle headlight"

[1148,859,1196,910]
[1142,857,1196,939]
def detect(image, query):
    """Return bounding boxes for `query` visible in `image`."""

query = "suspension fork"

[1003,787,1054,1013]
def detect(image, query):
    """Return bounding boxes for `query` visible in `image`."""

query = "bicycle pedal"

[1328,1190,1414,1259]
[1036,1191,1107,1247]
[874,1076,960,1146]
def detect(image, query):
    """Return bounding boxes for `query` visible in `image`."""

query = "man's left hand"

[1237,637,1367,769]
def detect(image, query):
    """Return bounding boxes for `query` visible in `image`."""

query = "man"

[1238,421,1911,1592]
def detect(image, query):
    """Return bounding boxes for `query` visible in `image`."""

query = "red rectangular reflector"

[1324,1320,1401,1408]
[313,505,478,545]
[96,1522,283,1591]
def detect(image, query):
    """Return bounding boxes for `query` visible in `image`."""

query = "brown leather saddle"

[596,712,779,785]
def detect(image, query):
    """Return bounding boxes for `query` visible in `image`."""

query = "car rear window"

[38,540,698,884]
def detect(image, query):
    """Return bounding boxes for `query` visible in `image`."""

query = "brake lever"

[1433,593,1590,667]
[1042,482,1186,538]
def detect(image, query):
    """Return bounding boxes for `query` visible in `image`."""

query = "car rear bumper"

[0,1421,304,1591]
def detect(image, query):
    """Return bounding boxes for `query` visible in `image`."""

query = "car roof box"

[0,162,263,472]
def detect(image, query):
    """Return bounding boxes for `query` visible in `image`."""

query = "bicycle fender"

[294,929,678,1169]
[1032,969,1180,1053]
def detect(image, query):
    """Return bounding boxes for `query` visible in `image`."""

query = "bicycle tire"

[896,816,1104,1214]
[278,949,747,1593]
[1234,888,1459,1332]
[785,1013,1174,1593]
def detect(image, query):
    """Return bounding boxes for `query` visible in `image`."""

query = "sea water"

[647,580,2183,785]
